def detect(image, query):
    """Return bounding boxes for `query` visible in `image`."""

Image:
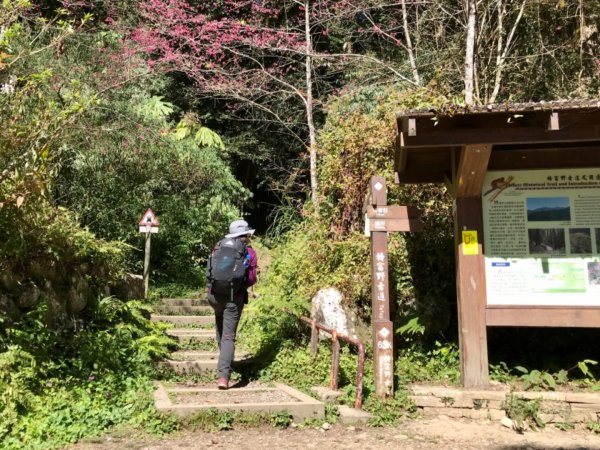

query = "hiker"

[206,219,258,390]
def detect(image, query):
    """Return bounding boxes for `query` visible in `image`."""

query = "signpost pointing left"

[139,209,159,298]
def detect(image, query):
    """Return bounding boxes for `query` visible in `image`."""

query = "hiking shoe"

[217,377,229,390]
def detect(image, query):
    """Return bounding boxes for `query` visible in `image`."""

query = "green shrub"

[0,298,174,448]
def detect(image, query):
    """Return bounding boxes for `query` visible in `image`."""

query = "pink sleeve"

[246,246,258,287]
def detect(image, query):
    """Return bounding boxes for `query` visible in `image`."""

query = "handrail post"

[355,342,365,409]
[299,315,365,409]
[330,331,340,390]
[310,318,318,356]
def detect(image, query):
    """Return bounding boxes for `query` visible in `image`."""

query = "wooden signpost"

[366,176,423,397]
[139,208,159,299]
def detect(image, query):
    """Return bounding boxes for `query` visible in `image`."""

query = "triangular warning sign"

[139,208,159,226]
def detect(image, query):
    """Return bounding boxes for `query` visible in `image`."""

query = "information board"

[482,168,600,306]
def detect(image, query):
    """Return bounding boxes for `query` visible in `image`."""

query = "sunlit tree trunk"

[305,0,318,207]
[401,0,420,86]
[464,0,477,105]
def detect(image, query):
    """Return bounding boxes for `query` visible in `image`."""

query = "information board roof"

[394,99,600,185]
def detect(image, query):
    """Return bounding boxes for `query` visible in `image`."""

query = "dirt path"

[73,416,600,450]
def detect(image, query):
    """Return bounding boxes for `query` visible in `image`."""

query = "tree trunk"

[489,0,527,104]
[464,0,477,106]
[401,0,420,86]
[305,0,318,206]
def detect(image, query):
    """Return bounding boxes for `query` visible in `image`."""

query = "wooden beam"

[456,145,492,197]
[454,197,489,388]
[400,124,600,148]
[487,307,600,328]
[395,135,408,174]
[489,145,600,171]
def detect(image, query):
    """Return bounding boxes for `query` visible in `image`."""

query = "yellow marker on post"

[462,230,479,255]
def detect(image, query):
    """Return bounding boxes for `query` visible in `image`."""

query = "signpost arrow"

[364,205,424,233]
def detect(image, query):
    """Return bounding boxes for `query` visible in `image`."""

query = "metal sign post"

[138,208,159,299]
[365,176,424,398]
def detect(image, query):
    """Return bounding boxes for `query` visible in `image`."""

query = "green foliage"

[47,36,248,284]
[490,359,599,391]
[324,404,340,424]
[397,317,426,337]
[587,420,600,434]
[0,297,175,448]
[365,390,416,427]
[180,408,296,432]
[269,411,293,429]
[514,366,561,391]
[248,86,456,354]
[395,341,460,386]
[577,359,598,379]
[502,395,545,431]
[259,343,334,389]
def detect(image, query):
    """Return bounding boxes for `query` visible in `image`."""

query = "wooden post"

[366,176,424,397]
[138,208,159,299]
[143,232,151,299]
[369,176,394,398]
[454,144,492,388]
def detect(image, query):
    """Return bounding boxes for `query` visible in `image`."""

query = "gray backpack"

[207,238,248,295]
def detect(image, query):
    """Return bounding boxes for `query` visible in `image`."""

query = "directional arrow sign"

[365,216,423,233]
[366,205,421,220]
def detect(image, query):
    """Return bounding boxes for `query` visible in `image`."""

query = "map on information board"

[482,168,600,306]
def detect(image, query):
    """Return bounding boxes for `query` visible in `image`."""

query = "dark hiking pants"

[207,290,245,380]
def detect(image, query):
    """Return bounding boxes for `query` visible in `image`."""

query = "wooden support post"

[454,144,491,388]
[143,232,151,299]
[368,176,394,398]
[330,332,340,390]
[310,319,318,356]
[454,197,489,388]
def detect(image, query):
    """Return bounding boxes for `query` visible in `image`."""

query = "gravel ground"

[72,416,600,450]
[172,389,298,405]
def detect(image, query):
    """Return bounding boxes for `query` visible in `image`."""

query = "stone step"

[162,351,253,374]
[154,305,213,315]
[152,315,214,326]
[166,329,215,341]
[169,351,220,361]
[160,297,208,307]
[337,405,372,424]
[154,381,324,421]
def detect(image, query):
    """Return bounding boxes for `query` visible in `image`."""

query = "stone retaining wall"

[410,384,600,424]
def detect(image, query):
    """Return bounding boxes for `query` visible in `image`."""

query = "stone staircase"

[151,296,325,421]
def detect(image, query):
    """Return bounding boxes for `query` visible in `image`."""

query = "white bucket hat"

[225,219,255,238]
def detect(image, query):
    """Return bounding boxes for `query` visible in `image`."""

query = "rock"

[0,294,20,325]
[322,422,331,430]
[500,417,514,429]
[68,276,89,314]
[27,259,57,283]
[110,273,144,300]
[311,287,358,339]
[43,282,67,327]
[0,269,22,292]
[16,282,40,309]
